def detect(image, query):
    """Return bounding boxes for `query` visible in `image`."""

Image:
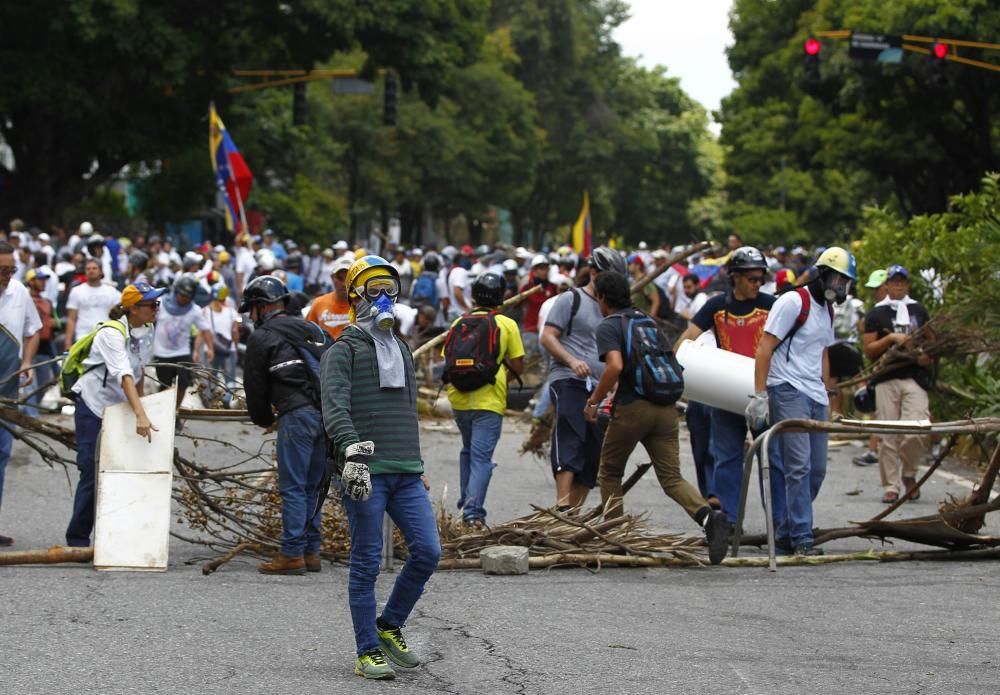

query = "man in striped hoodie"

[320,255,440,681]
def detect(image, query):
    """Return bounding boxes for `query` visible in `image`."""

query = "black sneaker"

[705,511,730,565]
[852,451,878,466]
[775,538,793,555]
[793,544,824,557]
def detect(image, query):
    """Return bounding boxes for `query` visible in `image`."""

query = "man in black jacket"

[242,275,328,575]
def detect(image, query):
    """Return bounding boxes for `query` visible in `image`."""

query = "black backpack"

[442,309,506,392]
[620,309,685,405]
[264,316,332,407]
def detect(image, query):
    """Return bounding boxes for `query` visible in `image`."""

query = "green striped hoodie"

[320,325,423,475]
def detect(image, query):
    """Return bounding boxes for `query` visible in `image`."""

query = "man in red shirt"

[674,247,781,529]
[517,254,557,361]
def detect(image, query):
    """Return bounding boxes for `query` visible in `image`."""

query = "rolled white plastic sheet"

[676,339,756,415]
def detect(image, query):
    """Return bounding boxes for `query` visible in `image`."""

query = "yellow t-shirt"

[444,312,525,416]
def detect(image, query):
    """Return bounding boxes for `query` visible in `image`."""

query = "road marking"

[919,465,998,501]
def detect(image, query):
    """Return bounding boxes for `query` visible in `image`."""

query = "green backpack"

[59,320,129,398]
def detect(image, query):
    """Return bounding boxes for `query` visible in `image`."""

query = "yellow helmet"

[346,255,399,300]
[815,246,857,281]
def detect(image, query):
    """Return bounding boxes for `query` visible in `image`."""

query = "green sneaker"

[377,621,420,668]
[355,649,396,680]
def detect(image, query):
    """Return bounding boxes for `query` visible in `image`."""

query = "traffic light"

[929,42,948,87]
[383,71,397,127]
[803,38,822,90]
[292,82,307,126]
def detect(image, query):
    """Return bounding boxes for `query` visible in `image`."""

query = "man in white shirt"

[445,248,472,321]
[154,276,214,414]
[234,235,258,300]
[0,240,42,546]
[675,273,708,321]
[748,247,856,557]
[64,258,122,351]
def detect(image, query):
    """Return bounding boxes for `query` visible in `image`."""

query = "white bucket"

[676,339,756,415]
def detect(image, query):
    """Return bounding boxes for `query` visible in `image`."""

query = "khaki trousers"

[874,378,929,492]
[598,398,707,520]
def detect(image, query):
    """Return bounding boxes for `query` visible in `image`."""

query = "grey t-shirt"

[543,287,605,384]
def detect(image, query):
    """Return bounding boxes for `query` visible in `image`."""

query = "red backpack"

[776,287,834,361]
[442,309,505,392]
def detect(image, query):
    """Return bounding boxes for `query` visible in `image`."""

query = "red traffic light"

[804,38,822,56]
[932,42,948,60]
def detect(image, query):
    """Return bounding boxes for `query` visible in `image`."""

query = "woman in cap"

[65,282,166,548]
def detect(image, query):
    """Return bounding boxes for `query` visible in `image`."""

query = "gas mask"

[358,275,400,330]
[822,271,851,305]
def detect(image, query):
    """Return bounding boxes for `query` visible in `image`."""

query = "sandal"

[881,491,899,504]
[902,477,921,501]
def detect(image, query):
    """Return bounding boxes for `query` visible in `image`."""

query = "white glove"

[342,441,375,501]
[745,390,770,432]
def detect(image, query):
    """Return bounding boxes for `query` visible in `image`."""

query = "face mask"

[823,273,850,304]
[358,294,396,330]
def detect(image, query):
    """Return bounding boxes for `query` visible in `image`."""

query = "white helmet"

[79,221,94,235]
[531,254,550,269]
[502,259,520,273]
[257,250,276,271]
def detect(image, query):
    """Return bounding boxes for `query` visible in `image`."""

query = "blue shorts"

[549,378,602,488]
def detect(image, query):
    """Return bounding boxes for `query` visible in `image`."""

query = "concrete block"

[480,545,529,575]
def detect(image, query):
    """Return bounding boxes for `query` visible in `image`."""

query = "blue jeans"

[0,422,12,519]
[685,401,715,499]
[340,474,441,655]
[709,407,786,529]
[66,400,103,546]
[768,382,828,547]
[23,354,56,418]
[275,406,327,557]
[453,410,502,522]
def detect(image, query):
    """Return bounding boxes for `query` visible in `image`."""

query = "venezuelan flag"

[209,103,253,235]
[572,190,592,257]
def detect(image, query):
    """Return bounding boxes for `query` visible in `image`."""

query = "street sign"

[849,32,903,63]
[332,77,376,95]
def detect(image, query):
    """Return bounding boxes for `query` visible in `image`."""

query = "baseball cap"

[25,269,50,282]
[332,257,354,275]
[886,264,909,279]
[864,269,888,288]
[121,282,167,307]
[651,249,668,260]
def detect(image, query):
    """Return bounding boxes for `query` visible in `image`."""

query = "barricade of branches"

[840,312,1000,389]
[436,504,707,570]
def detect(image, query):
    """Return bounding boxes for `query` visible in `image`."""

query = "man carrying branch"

[862,265,933,505]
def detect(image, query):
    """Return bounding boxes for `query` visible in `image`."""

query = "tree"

[719,0,1000,246]
[0,0,488,226]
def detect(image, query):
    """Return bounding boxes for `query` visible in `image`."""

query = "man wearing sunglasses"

[0,240,42,547]
[674,246,780,532]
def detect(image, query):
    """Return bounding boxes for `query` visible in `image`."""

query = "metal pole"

[732,417,1000,572]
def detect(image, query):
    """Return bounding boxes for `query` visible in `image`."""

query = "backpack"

[619,309,685,406]
[776,287,834,362]
[59,320,129,398]
[563,288,583,337]
[264,317,332,406]
[441,309,505,392]
[410,272,438,309]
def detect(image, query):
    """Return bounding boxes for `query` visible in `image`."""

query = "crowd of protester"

[0,218,934,566]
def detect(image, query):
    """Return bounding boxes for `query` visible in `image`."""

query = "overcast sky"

[614,0,736,122]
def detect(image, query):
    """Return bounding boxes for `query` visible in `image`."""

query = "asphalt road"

[2,412,998,695]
